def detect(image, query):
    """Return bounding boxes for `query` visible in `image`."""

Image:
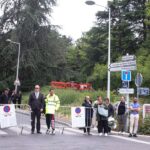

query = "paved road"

[0,133,150,150]
[0,109,150,150]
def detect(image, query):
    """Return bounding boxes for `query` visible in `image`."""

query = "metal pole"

[15,43,20,94]
[107,8,111,100]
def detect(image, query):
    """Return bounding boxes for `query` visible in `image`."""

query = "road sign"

[110,60,136,72]
[138,88,149,96]
[122,81,129,88]
[135,73,143,87]
[118,88,134,94]
[14,79,20,86]
[121,70,131,81]
[122,55,135,61]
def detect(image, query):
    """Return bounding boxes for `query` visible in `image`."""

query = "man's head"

[133,97,138,103]
[4,88,9,95]
[49,87,55,96]
[34,85,40,92]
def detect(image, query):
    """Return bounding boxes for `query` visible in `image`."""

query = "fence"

[0,105,97,135]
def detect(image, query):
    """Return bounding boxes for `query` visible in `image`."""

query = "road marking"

[0,130,7,135]
[111,135,150,145]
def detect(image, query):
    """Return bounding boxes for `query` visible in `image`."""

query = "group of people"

[0,88,22,106]
[82,95,140,137]
[28,85,60,134]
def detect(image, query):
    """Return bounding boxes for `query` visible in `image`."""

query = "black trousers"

[46,114,55,130]
[83,118,92,133]
[31,109,41,132]
[98,120,108,133]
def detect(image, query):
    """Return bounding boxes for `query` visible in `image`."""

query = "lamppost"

[6,39,21,93]
[85,0,111,100]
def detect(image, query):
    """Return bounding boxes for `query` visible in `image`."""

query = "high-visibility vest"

[45,94,60,114]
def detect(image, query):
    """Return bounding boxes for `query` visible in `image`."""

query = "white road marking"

[110,135,150,145]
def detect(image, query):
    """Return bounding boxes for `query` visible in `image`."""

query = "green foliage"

[22,85,120,105]
[139,116,150,135]
[0,0,73,91]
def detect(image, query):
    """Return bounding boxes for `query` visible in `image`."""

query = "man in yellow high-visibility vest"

[45,88,60,134]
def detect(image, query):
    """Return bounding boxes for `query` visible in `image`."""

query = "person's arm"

[28,93,32,107]
[55,95,60,111]
[40,94,45,111]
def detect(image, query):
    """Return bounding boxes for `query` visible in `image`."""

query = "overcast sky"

[51,0,109,41]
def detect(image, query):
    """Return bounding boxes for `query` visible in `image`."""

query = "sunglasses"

[35,87,39,89]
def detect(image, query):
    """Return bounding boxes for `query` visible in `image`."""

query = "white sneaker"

[122,132,125,135]
[104,133,108,136]
[46,129,50,134]
[99,133,103,136]
[118,131,121,135]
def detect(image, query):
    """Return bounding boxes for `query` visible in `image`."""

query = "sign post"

[135,73,143,100]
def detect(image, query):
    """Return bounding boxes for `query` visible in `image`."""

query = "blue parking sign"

[121,70,131,81]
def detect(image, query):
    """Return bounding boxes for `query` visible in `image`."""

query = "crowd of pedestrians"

[0,85,141,138]
[82,95,141,137]
[0,88,22,105]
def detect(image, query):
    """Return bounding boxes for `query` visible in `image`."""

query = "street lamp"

[6,39,21,93]
[85,0,111,100]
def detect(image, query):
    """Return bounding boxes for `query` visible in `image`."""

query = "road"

[0,109,150,150]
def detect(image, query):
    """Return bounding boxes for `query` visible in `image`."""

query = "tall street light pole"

[6,39,21,93]
[85,0,111,100]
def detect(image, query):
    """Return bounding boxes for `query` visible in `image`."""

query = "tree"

[0,0,72,91]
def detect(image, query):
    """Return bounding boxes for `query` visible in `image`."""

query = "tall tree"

[0,0,72,91]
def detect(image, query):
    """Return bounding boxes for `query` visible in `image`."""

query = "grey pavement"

[0,134,150,150]
[0,108,150,150]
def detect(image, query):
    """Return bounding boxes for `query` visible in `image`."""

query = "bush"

[139,116,150,135]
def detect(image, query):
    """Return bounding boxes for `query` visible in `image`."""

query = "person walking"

[82,96,93,135]
[116,96,127,135]
[28,85,44,134]
[45,88,60,134]
[105,98,114,133]
[94,96,108,136]
[128,97,140,137]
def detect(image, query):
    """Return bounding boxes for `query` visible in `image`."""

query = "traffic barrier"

[0,104,30,135]
[0,104,118,135]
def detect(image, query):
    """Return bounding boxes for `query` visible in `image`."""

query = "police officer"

[45,88,60,134]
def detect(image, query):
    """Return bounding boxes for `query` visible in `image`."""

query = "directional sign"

[118,88,134,94]
[138,88,149,96]
[110,60,136,72]
[122,55,135,61]
[121,70,131,81]
[135,73,143,87]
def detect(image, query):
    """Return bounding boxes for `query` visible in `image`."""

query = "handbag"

[98,105,108,117]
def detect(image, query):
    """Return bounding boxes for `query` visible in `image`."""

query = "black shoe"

[128,133,132,137]
[31,131,34,134]
[133,134,137,137]
[37,131,42,134]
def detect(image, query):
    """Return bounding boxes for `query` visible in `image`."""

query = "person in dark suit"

[28,85,44,134]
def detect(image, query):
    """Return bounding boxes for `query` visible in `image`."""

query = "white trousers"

[129,114,139,134]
